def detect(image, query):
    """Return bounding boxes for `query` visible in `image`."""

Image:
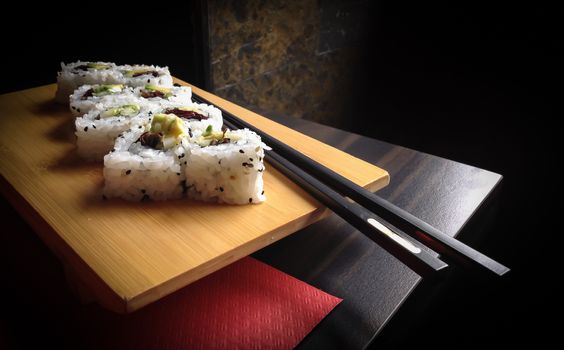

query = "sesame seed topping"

[84,126,88,132]
[126,170,131,175]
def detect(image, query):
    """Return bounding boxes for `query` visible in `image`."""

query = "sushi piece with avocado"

[102,115,194,201]
[183,126,270,205]
[134,84,192,104]
[69,84,136,117]
[75,96,153,161]
[55,61,122,103]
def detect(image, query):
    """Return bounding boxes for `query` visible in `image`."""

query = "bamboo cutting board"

[0,81,389,313]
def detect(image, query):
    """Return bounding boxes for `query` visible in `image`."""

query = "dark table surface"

[253,114,502,349]
[1,113,502,349]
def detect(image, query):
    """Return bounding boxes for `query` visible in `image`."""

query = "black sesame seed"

[249,198,252,203]
[71,106,76,110]
[95,115,101,120]
[84,126,88,132]
[92,125,96,129]
[218,159,222,164]
[239,149,244,153]
[141,189,146,194]
[261,190,264,195]
[184,161,187,165]
[77,108,80,113]
[147,79,150,83]
[138,125,143,129]
[178,153,185,159]
[111,148,115,152]
[176,172,181,176]
[126,170,131,175]
[219,187,224,192]
[249,158,253,161]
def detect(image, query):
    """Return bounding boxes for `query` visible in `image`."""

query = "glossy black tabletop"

[252,114,502,349]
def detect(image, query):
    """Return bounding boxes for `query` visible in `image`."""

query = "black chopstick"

[192,92,509,276]
[220,118,448,277]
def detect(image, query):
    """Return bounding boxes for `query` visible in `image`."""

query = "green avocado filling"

[150,113,186,149]
[125,69,158,77]
[93,84,124,96]
[197,125,240,146]
[100,104,140,118]
[87,63,111,70]
[144,84,172,97]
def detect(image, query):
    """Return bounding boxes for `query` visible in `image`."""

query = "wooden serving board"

[0,81,389,313]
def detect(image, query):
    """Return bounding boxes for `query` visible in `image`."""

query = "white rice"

[56,61,122,103]
[69,84,136,117]
[75,97,152,161]
[55,61,174,104]
[103,123,188,201]
[184,128,269,204]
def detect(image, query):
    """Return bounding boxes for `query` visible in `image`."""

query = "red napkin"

[85,257,342,349]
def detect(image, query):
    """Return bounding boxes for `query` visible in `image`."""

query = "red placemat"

[83,257,342,349]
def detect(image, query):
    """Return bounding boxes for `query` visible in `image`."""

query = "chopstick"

[220,117,448,277]
[192,92,508,276]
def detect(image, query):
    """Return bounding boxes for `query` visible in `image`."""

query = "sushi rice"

[184,127,269,204]
[55,61,174,104]
[75,96,153,160]
[59,60,269,204]
[102,121,189,201]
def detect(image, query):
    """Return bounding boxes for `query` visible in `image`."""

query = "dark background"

[1,2,561,347]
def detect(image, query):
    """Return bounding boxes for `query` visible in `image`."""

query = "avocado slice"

[100,104,140,118]
[150,113,186,149]
[197,125,240,146]
[125,69,159,77]
[87,63,111,70]
[93,84,124,96]
[144,84,171,95]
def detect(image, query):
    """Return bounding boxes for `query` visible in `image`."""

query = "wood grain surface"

[0,82,388,313]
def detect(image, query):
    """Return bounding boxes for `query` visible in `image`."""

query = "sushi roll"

[75,98,152,160]
[55,61,121,103]
[103,113,190,201]
[69,84,135,116]
[119,64,173,88]
[56,61,174,104]
[184,126,269,204]
[149,101,223,135]
[134,84,192,104]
